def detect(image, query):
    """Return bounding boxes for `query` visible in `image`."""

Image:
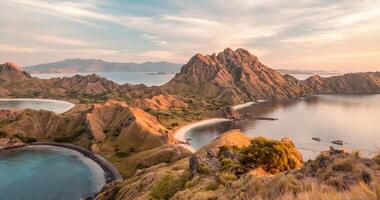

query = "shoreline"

[174,100,268,152]
[28,142,122,184]
[174,118,231,152]
[232,99,267,110]
[0,98,75,114]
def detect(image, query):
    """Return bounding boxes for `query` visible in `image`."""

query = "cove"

[0,145,106,200]
[0,99,74,114]
[184,95,380,160]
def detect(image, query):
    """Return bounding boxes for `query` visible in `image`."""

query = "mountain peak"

[1,62,21,72]
[165,48,312,104]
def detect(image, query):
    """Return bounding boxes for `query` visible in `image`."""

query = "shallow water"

[32,72,175,86]
[0,146,105,200]
[0,99,74,114]
[186,95,380,160]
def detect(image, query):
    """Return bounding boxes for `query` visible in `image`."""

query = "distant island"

[22,58,182,73]
[276,68,341,75]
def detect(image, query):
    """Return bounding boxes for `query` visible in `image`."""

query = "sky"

[0,0,380,72]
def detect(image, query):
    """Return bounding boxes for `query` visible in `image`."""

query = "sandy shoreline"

[174,100,267,152]
[0,98,75,114]
[232,99,267,110]
[174,118,231,152]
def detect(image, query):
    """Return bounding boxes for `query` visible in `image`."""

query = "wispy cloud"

[1,0,380,71]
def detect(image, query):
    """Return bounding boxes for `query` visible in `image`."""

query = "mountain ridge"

[23,58,182,73]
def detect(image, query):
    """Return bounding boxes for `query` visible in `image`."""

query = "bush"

[151,173,190,200]
[114,151,129,158]
[15,134,37,143]
[218,172,237,184]
[197,163,211,174]
[239,137,301,174]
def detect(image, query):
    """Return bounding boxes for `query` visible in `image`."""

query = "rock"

[329,146,348,155]
[0,62,31,82]
[0,137,24,149]
[220,106,240,120]
[190,129,251,174]
[90,143,101,153]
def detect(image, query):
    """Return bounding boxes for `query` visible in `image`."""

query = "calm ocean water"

[0,146,105,200]
[0,99,74,114]
[31,72,176,86]
[186,95,380,160]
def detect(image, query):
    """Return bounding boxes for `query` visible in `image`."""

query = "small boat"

[331,140,343,145]
[312,137,321,142]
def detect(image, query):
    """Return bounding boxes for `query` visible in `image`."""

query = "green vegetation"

[217,172,237,184]
[114,151,129,158]
[54,126,85,143]
[196,163,211,174]
[239,137,302,174]
[14,134,37,143]
[150,172,190,200]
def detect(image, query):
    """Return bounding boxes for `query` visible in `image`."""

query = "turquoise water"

[0,99,74,114]
[0,146,105,200]
[187,95,380,160]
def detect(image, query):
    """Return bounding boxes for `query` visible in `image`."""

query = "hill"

[23,58,182,73]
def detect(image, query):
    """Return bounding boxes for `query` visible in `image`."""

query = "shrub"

[151,173,190,200]
[218,172,237,185]
[239,137,302,174]
[197,163,211,174]
[15,134,37,143]
[114,151,129,158]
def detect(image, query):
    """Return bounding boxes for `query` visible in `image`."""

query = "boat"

[331,140,343,145]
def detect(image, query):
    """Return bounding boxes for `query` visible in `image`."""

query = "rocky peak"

[0,62,32,82]
[165,48,312,104]
[0,62,21,72]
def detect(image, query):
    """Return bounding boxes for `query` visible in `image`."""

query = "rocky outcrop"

[164,48,313,104]
[0,62,31,82]
[0,137,24,149]
[304,72,380,94]
[189,130,251,173]
[219,106,241,119]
